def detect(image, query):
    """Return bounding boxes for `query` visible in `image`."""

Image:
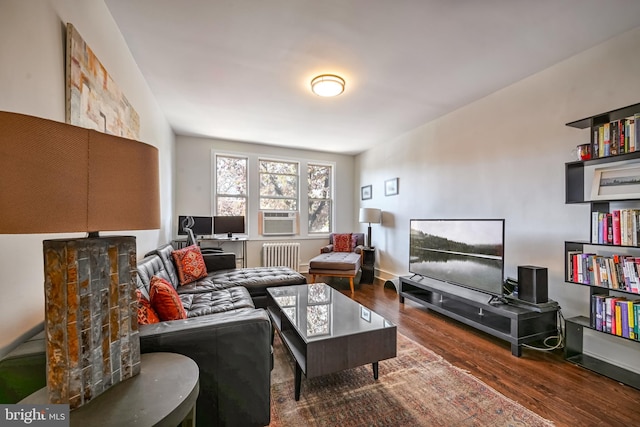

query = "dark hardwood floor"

[339,280,640,427]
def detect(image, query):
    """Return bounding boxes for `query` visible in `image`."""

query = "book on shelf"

[615,302,622,336]
[604,123,611,157]
[588,112,640,159]
[592,294,606,330]
[589,294,640,340]
[567,251,640,293]
[621,301,630,338]
[635,113,640,150]
[630,117,636,152]
[635,303,640,339]
[591,209,640,246]
[607,297,619,334]
[611,121,619,156]
[612,210,621,245]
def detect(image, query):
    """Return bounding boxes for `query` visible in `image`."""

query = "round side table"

[20,352,199,427]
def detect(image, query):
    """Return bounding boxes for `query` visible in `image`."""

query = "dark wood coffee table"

[267,283,397,400]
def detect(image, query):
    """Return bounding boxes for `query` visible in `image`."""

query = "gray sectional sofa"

[0,243,307,427]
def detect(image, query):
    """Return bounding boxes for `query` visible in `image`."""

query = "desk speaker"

[518,265,548,304]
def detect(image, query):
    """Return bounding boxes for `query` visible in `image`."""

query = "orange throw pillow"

[149,276,187,321]
[333,233,353,252]
[136,289,160,325]
[172,245,208,285]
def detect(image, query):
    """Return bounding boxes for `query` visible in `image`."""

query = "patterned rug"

[269,332,554,427]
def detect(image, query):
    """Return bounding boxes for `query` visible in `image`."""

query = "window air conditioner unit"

[260,211,298,236]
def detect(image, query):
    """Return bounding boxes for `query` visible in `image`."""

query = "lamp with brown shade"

[0,111,160,409]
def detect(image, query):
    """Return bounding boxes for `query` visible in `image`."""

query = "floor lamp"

[359,208,382,248]
[0,111,160,409]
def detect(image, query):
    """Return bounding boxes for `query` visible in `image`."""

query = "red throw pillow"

[136,289,160,325]
[172,245,208,285]
[333,233,353,252]
[149,276,187,321]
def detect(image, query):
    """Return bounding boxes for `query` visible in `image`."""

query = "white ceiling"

[105,0,640,155]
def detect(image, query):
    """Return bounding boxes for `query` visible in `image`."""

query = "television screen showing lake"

[410,251,502,290]
[409,219,505,295]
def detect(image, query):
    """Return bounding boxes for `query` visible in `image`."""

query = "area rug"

[269,333,553,427]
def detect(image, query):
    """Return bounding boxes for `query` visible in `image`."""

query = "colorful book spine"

[605,297,614,334]
[634,303,640,339]
[615,303,622,336]
[610,121,619,155]
[627,301,635,340]
[592,212,599,244]
[618,119,625,154]
[593,295,605,331]
[620,300,630,338]
[630,117,636,152]
[612,210,621,245]
[603,123,611,157]
[635,113,640,151]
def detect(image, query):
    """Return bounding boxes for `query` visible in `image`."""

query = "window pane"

[260,198,297,211]
[215,154,248,218]
[260,160,297,175]
[308,163,332,233]
[309,200,331,233]
[259,159,299,212]
[308,164,331,199]
[216,197,246,216]
[259,174,298,197]
[216,156,247,195]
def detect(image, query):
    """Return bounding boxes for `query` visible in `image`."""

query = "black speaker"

[518,265,548,304]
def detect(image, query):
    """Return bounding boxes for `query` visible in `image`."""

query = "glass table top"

[267,283,395,343]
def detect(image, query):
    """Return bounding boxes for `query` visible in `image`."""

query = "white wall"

[0,0,175,355]
[356,27,640,372]
[175,135,355,268]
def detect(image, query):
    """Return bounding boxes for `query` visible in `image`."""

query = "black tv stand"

[399,276,558,356]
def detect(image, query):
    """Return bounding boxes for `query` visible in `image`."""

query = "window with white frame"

[259,159,298,211]
[308,163,333,233]
[215,154,248,217]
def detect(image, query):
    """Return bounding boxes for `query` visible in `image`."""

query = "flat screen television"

[214,216,245,238]
[409,219,505,296]
[177,216,213,237]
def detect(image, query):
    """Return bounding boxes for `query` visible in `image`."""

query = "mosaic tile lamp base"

[44,236,140,409]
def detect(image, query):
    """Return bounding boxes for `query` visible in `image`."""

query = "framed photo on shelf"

[361,185,372,200]
[385,178,399,196]
[591,165,640,200]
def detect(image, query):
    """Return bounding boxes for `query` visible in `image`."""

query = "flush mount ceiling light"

[311,74,345,97]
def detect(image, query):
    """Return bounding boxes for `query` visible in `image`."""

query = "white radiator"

[262,242,300,271]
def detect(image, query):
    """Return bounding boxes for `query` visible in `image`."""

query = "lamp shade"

[0,111,160,234]
[359,208,382,224]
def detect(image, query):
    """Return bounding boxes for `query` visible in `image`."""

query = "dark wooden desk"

[20,353,199,427]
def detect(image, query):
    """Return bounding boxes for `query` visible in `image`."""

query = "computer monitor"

[177,216,213,237]
[214,216,245,238]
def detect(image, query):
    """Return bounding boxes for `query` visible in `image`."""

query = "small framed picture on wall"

[385,178,399,196]
[361,185,372,200]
